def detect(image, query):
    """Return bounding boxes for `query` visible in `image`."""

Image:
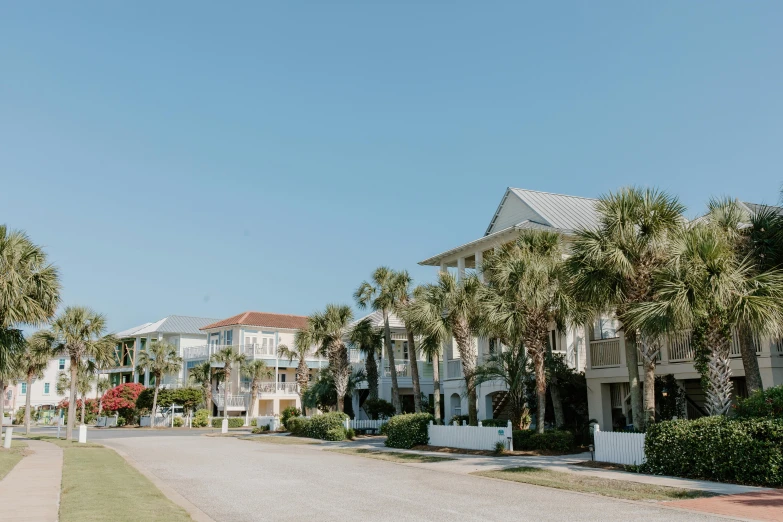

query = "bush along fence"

[428,420,514,451]
[593,426,646,466]
[256,416,281,431]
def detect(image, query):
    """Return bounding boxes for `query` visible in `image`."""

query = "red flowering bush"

[57,398,99,415]
[101,383,146,424]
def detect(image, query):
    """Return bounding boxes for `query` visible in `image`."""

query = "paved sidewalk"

[667,489,783,522]
[327,439,762,495]
[0,439,62,521]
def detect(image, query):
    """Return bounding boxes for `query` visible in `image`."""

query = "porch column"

[475,250,484,282]
[439,261,447,274]
[457,257,466,281]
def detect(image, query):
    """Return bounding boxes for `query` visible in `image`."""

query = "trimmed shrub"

[385,413,433,449]
[211,417,245,428]
[346,428,356,440]
[735,385,783,419]
[364,398,396,420]
[644,417,783,487]
[480,418,505,427]
[192,409,209,428]
[303,412,348,440]
[252,424,270,434]
[324,426,347,441]
[513,429,574,452]
[173,417,184,428]
[281,406,302,430]
[286,416,308,436]
[250,418,257,427]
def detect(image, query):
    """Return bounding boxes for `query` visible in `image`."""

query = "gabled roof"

[486,188,599,235]
[350,310,405,329]
[115,316,219,338]
[201,311,308,331]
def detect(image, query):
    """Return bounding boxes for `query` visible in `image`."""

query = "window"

[246,336,257,347]
[593,315,620,340]
[278,374,286,383]
[44,383,50,394]
[21,383,27,395]
[225,330,233,346]
[59,359,65,370]
[489,339,497,355]
[403,342,409,360]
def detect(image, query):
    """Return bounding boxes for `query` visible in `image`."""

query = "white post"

[457,257,466,281]
[3,427,12,449]
[221,418,228,434]
[478,421,483,427]
[78,424,87,444]
[507,420,513,451]
[475,250,484,282]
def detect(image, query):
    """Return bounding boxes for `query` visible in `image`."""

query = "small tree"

[101,382,145,423]
[136,341,183,426]
[21,332,52,434]
[473,343,533,429]
[211,347,245,417]
[188,361,214,415]
[349,318,382,400]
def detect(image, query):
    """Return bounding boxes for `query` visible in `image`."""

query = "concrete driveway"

[100,434,728,522]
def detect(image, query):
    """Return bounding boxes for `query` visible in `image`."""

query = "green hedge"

[513,430,574,452]
[281,406,302,429]
[385,413,433,449]
[211,417,245,428]
[480,419,505,427]
[735,385,783,419]
[286,416,308,436]
[287,412,348,441]
[192,409,209,428]
[644,417,783,487]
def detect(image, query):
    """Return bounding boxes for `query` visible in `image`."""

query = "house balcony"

[212,393,247,411]
[241,382,300,396]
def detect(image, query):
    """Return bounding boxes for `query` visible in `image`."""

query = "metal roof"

[508,188,600,233]
[351,310,406,329]
[115,316,219,338]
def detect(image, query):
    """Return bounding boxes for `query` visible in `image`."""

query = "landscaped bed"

[0,440,28,480]
[473,467,717,502]
[328,448,456,463]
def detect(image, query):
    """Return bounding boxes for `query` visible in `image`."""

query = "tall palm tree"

[566,187,685,429]
[309,304,353,413]
[0,225,60,383]
[626,223,783,416]
[40,307,116,439]
[406,272,484,425]
[417,334,443,422]
[242,359,273,418]
[349,318,383,400]
[56,361,97,424]
[354,267,401,413]
[136,341,183,425]
[278,326,314,412]
[21,332,52,434]
[390,270,423,412]
[188,361,213,415]
[481,230,574,433]
[211,347,245,418]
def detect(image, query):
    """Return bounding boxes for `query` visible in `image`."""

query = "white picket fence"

[593,426,646,465]
[428,421,514,451]
[347,419,387,432]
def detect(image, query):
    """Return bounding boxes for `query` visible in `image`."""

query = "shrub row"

[385,413,433,449]
[287,412,348,441]
[192,409,209,428]
[211,417,245,428]
[734,385,783,419]
[512,429,574,453]
[644,416,783,487]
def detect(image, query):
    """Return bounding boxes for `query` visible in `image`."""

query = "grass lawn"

[474,467,717,502]
[328,448,456,463]
[27,435,104,448]
[239,435,321,445]
[0,440,28,480]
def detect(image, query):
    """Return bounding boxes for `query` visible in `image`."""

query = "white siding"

[488,194,546,234]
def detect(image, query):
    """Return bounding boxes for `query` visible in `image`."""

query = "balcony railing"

[241,343,277,357]
[383,361,410,378]
[245,382,300,395]
[590,338,621,368]
[212,393,247,409]
[446,359,463,379]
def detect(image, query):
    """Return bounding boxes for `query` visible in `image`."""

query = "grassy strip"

[27,435,103,448]
[0,440,28,480]
[239,435,321,445]
[474,467,717,502]
[328,448,456,463]
[59,445,192,522]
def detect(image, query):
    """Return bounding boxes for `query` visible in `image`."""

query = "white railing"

[213,393,246,409]
[349,349,362,363]
[590,338,621,368]
[593,426,645,465]
[667,331,694,362]
[428,420,514,451]
[242,343,277,357]
[383,361,410,377]
[446,359,463,379]
[183,345,210,360]
[252,382,299,395]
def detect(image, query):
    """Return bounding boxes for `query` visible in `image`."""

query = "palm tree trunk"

[623,331,644,430]
[0,380,5,434]
[454,321,478,425]
[337,394,344,413]
[431,352,441,423]
[67,357,78,440]
[533,349,546,434]
[643,359,656,426]
[25,374,33,435]
[383,311,401,414]
[250,383,258,418]
[548,366,565,428]
[738,324,763,394]
[152,385,159,428]
[407,331,422,413]
[223,369,230,420]
[80,393,86,424]
[705,333,734,416]
[364,349,379,400]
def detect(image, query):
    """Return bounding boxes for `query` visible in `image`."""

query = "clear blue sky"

[2,2,782,332]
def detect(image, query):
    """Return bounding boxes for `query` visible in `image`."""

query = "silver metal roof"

[509,188,599,233]
[350,310,406,330]
[115,315,220,338]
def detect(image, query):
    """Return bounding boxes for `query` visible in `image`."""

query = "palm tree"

[278,327,314,412]
[349,318,383,400]
[566,187,685,429]
[309,304,353,413]
[418,334,443,422]
[390,270,423,412]
[0,225,60,385]
[242,359,273,418]
[136,341,183,425]
[473,343,532,429]
[626,222,783,416]
[354,267,401,413]
[21,332,52,434]
[39,307,116,439]
[0,350,22,432]
[96,377,111,417]
[480,230,574,433]
[406,272,484,425]
[211,347,245,418]
[56,361,97,424]
[188,361,213,414]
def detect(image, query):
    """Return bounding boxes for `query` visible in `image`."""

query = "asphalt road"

[97,434,728,522]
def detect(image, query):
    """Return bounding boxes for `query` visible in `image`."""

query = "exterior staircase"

[491,391,512,421]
